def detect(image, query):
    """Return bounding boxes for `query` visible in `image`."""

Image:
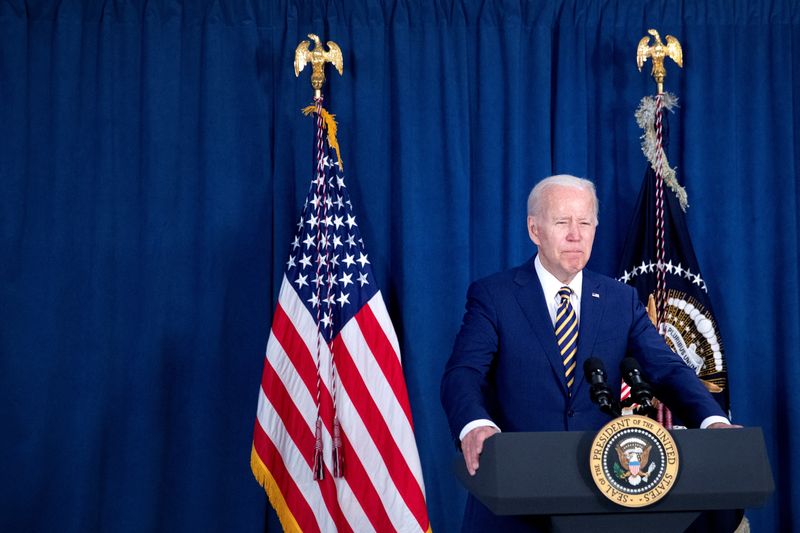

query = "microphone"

[583,357,620,418]
[620,357,655,416]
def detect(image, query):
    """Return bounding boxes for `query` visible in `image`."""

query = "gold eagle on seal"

[615,441,655,486]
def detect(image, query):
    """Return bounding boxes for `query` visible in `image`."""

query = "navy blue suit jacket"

[440,257,725,531]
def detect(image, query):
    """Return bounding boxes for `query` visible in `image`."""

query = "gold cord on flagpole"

[294,34,343,100]
[636,29,683,94]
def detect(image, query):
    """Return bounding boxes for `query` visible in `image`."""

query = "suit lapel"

[513,258,569,397]
[571,271,607,402]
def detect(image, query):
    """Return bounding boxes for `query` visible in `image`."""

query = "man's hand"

[461,426,499,476]
[707,422,743,429]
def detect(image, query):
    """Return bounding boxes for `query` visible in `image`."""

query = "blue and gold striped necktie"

[555,286,578,395]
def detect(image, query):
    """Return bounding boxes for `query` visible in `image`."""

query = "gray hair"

[526,174,599,224]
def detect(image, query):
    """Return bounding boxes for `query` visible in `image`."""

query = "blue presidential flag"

[617,94,731,418]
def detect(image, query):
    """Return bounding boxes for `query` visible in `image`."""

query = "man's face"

[527,185,596,284]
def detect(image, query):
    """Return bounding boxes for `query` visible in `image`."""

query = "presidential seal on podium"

[589,415,680,508]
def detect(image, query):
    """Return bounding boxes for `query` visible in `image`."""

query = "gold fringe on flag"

[250,445,302,533]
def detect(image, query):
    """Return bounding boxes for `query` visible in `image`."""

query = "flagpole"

[636,29,684,428]
[294,34,346,479]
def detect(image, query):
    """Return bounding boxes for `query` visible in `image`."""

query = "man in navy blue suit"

[440,175,738,532]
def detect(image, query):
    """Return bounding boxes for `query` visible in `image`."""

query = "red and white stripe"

[620,382,631,403]
[252,276,430,532]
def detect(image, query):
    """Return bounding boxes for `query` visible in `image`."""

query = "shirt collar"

[534,254,583,304]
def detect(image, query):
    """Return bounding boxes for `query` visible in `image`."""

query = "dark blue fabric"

[0,1,797,532]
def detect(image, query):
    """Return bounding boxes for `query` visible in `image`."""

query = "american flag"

[251,101,431,532]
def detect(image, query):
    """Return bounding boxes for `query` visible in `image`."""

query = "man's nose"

[566,222,580,239]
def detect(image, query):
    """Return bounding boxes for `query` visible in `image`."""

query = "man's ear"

[527,215,540,245]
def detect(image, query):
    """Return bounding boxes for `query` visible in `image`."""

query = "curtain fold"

[1,1,797,531]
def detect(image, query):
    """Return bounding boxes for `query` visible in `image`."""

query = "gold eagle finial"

[294,34,343,99]
[637,29,683,94]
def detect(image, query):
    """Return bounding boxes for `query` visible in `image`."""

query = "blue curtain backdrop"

[1,1,798,531]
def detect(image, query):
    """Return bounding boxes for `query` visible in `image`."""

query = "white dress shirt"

[534,254,582,327]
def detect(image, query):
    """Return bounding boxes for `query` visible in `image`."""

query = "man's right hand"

[461,426,500,476]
